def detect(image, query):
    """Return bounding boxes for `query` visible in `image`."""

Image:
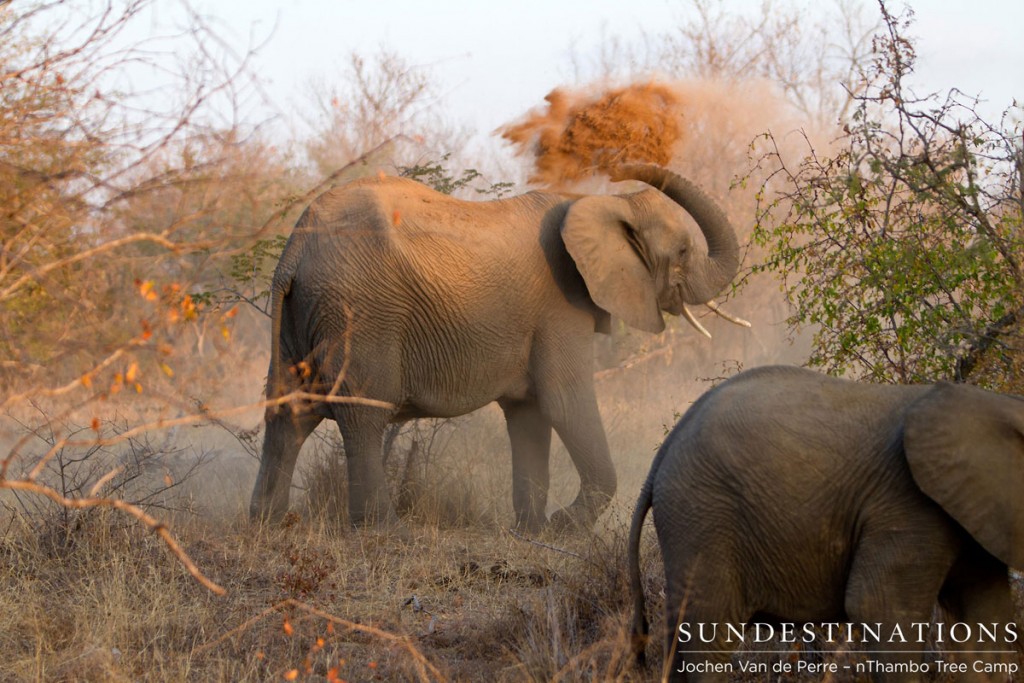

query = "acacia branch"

[196,598,446,681]
[0,478,226,595]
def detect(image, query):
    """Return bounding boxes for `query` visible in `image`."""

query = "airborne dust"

[500,83,683,186]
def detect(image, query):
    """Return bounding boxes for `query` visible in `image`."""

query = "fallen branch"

[196,597,446,682]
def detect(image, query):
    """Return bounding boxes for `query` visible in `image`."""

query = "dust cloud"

[500,83,683,186]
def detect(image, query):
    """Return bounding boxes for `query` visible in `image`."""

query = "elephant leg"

[251,407,323,521]
[845,527,958,683]
[501,400,552,533]
[939,548,1018,682]
[546,391,616,529]
[663,552,744,683]
[334,406,399,528]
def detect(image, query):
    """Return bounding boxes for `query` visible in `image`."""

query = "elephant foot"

[249,499,289,525]
[512,512,547,536]
[349,509,411,540]
[547,507,595,534]
[357,521,413,542]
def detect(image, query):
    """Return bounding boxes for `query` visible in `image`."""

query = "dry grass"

[6,491,1017,682]
[0,495,662,682]
[3,372,1022,682]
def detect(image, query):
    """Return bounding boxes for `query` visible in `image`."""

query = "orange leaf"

[283,670,298,681]
[224,305,239,319]
[181,295,197,321]
[368,661,377,669]
[81,374,93,389]
[90,417,100,431]
[125,362,139,383]
[283,619,294,636]
[160,362,175,378]
[139,280,157,301]
[392,210,401,226]
[134,382,143,394]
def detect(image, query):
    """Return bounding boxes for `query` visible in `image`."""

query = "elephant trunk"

[613,165,740,305]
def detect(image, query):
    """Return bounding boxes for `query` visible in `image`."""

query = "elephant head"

[560,165,740,333]
[905,383,1024,568]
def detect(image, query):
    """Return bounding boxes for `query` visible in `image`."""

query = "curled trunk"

[613,165,740,304]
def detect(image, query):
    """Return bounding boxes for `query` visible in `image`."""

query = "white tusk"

[705,300,751,328]
[681,305,712,338]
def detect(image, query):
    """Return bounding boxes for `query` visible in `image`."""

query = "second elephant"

[251,164,740,531]
[629,365,1023,682]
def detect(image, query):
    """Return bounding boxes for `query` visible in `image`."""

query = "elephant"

[250,164,741,531]
[628,365,1023,682]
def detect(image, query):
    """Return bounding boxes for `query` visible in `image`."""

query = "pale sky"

[179,0,1023,137]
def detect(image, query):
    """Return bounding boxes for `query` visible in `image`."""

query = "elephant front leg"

[501,401,552,533]
[939,551,1019,682]
[546,391,616,530]
[251,407,323,522]
[845,526,959,683]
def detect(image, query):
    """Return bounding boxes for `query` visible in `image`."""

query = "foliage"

[399,153,514,199]
[0,0,295,389]
[751,3,1024,386]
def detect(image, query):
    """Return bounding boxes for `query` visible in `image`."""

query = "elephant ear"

[560,195,664,333]
[904,382,1024,569]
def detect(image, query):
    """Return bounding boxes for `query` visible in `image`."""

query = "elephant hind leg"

[251,407,323,521]
[333,405,399,528]
[661,548,747,682]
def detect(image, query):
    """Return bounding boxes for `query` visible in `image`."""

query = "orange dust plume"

[501,82,682,187]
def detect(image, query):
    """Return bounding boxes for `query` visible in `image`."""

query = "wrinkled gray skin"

[629,365,1024,682]
[250,165,740,531]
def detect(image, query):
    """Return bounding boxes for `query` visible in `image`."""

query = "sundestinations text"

[677,622,1020,646]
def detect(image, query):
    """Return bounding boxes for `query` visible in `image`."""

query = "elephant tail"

[267,277,290,407]
[266,230,303,410]
[627,476,654,668]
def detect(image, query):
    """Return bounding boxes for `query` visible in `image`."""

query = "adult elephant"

[629,365,1023,682]
[250,164,741,531]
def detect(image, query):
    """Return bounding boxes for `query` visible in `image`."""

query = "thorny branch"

[195,598,446,681]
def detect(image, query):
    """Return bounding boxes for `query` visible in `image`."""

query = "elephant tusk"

[681,305,712,338]
[705,300,751,328]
